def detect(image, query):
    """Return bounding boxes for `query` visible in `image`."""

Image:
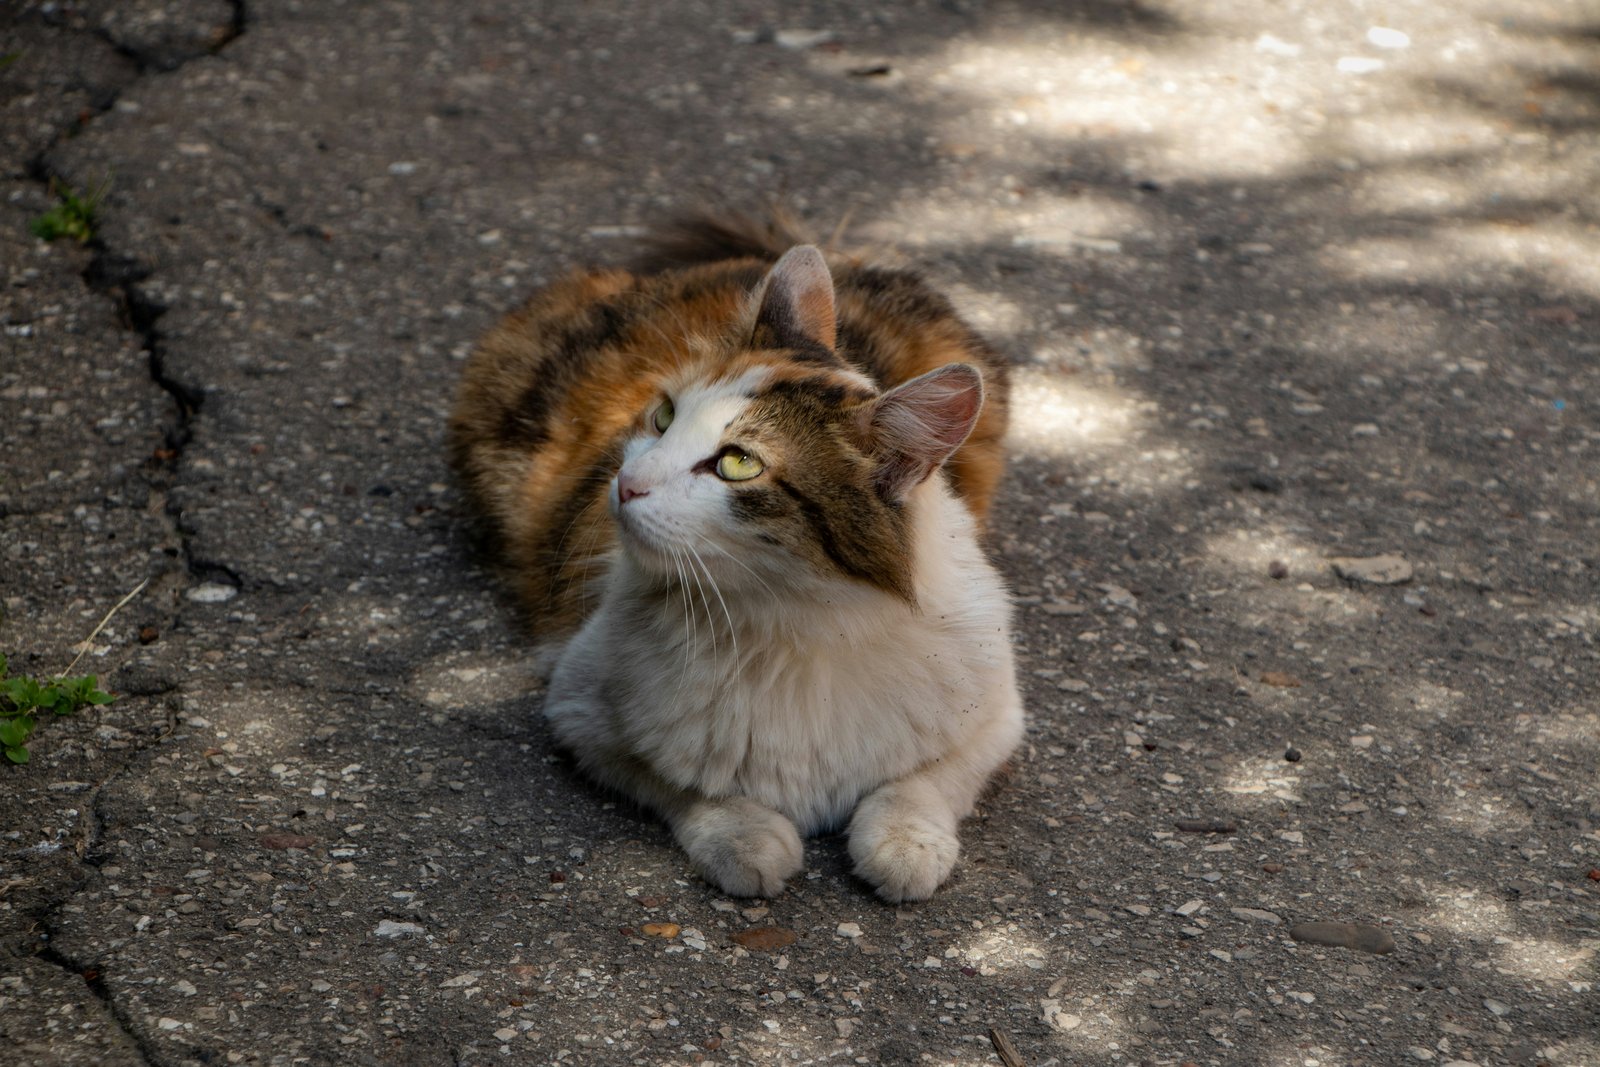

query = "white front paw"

[848,809,961,903]
[677,797,804,898]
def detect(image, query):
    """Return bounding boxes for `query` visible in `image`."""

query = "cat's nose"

[617,471,649,504]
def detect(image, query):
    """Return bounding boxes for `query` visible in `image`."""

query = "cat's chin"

[612,514,680,574]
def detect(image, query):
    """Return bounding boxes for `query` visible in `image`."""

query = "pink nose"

[617,471,649,504]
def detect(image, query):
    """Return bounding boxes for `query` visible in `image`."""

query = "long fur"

[448,214,1022,901]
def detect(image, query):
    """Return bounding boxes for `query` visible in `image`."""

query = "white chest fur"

[543,480,1021,834]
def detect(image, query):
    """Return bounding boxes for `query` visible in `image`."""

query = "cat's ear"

[860,363,984,501]
[752,245,837,351]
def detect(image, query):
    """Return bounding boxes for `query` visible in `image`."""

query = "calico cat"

[448,214,1024,901]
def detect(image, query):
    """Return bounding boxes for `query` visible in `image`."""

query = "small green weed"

[0,580,143,765]
[0,654,114,765]
[29,177,107,244]
[0,51,22,72]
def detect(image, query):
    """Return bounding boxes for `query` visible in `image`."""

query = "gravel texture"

[3,2,1597,1065]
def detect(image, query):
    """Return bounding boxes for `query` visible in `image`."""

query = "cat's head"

[608,246,983,602]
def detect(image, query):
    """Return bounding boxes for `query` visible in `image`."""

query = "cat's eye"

[652,398,674,433]
[716,450,764,481]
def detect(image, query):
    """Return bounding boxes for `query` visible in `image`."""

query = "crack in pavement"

[14,4,254,1061]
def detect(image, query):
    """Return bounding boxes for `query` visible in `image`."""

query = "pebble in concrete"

[1289,921,1396,955]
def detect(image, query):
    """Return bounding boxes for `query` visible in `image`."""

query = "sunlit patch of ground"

[1005,366,1158,466]
[948,924,1049,975]
[1220,754,1306,803]
[409,652,546,711]
[1492,936,1596,987]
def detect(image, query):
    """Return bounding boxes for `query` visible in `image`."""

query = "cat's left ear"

[752,245,837,351]
[860,363,984,501]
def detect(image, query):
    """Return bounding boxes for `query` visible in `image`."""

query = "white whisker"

[699,540,780,602]
[687,543,739,663]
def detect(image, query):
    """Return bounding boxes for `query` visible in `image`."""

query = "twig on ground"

[63,577,149,677]
[989,1027,1027,1067]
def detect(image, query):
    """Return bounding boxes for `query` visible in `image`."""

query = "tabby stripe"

[498,300,633,447]
[773,477,874,586]
[538,440,622,571]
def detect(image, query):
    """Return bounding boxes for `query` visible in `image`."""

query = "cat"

[447,213,1024,901]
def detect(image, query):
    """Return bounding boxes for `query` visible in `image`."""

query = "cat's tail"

[633,207,811,273]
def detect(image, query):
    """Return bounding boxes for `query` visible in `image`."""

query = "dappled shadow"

[22,0,1600,1063]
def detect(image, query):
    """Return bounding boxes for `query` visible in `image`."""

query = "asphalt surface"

[3,2,1598,1065]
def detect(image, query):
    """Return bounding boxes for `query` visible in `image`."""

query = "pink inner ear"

[754,245,837,351]
[867,364,984,500]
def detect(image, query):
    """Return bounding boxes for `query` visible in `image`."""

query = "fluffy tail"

[633,207,810,273]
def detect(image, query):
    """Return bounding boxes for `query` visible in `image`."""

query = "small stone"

[1409,1047,1435,1061]
[186,582,238,603]
[1268,560,1289,580]
[1230,907,1282,925]
[158,1018,183,1031]
[1175,899,1204,917]
[439,973,478,988]
[1124,904,1152,917]
[1329,554,1413,585]
[1289,921,1396,954]
[1287,991,1316,1004]
[1337,56,1386,74]
[835,922,863,939]
[1057,678,1091,693]
[494,1028,517,1042]
[1041,600,1087,615]
[1350,735,1375,749]
[1255,33,1303,57]
[1483,997,1511,1017]
[173,979,197,996]
[1351,422,1380,437]
[773,28,835,50]
[641,922,680,939]
[1175,818,1236,834]
[1209,949,1233,962]
[1284,747,1302,762]
[1258,671,1302,688]
[1367,26,1411,48]
[1040,999,1082,1032]
[374,920,425,939]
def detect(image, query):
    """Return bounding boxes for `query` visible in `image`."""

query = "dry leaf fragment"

[730,926,797,952]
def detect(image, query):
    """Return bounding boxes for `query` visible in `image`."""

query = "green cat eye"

[653,398,674,433]
[716,450,764,481]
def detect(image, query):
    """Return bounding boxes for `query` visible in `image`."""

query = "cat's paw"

[677,797,804,898]
[848,811,960,903]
